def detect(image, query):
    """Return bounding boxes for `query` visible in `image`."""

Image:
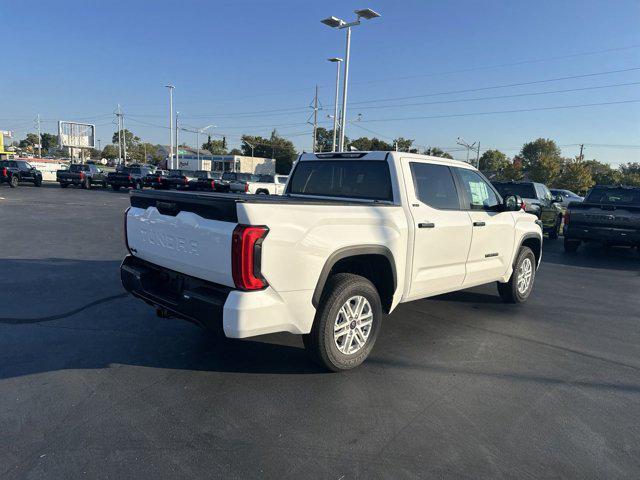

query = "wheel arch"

[312,245,397,313]
[518,233,542,267]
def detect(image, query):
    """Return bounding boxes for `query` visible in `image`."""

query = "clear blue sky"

[3,0,639,164]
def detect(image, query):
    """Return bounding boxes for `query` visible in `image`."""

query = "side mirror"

[552,194,563,203]
[503,194,523,211]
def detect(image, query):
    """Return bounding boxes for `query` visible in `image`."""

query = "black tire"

[33,177,42,187]
[303,273,382,372]
[564,238,580,253]
[135,181,142,190]
[497,246,536,304]
[84,177,91,190]
[548,216,561,240]
[9,176,18,188]
[60,182,68,188]
[256,189,269,195]
[102,180,108,189]
[111,185,120,191]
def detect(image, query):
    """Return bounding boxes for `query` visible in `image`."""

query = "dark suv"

[0,160,43,188]
[492,181,564,238]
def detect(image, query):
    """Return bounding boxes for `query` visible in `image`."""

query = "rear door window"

[409,162,459,210]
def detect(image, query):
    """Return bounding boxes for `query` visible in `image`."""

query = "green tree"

[620,162,640,186]
[520,138,561,170]
[556,158,594,194]
[393,137,418,153]
[111,129,140,153]
[102,144,119,160]
[348,137,393,151]
[423,147,453,159]
[19,133,40,150]
[478,149,509,173]
[40,133,58,153]
[496,161,524,181]
[526,153,562,185]
[229,148,243,155]
[315,127,337,152]
[202,135,227,155]
[241,130,297,174]
[583,159,622,186]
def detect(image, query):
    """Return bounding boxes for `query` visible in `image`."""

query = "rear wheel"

[59,182,68,188]
[548,216,561,239]
[33,177,42,187]
[303,273,382,372]
[497,246,536,304]
[564,238,580,253]
[111,185,120,191]
[84,177,91,189]
[9,176,18,188]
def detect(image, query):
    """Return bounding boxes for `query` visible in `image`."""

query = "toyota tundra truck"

[121,151,542,371]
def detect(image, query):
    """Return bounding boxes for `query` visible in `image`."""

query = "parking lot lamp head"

[321,16,345,28]
[354,8,381,20]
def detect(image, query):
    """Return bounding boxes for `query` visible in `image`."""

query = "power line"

[350,66,640,106]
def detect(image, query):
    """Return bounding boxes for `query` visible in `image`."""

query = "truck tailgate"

[569,202,640,230]
[126,191,239,287]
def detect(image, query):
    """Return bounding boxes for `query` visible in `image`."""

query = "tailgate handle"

[156,201,179,216]
[473,221,486,227]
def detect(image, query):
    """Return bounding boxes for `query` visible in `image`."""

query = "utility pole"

[328,58,342,152]
[165,85,175,169]
[35,114,42,158]
[311,85,319,152]
[579,144,584,161]
[476,142,481,168]
[122,112,127,165]
[116,104,122,164]
[456,137,477,165]
[175,112,179,167]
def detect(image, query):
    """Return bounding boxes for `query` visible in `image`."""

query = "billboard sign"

[58,121,95,148]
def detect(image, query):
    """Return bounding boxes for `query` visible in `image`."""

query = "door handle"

[473,221,486,227]
[418,222,435,228]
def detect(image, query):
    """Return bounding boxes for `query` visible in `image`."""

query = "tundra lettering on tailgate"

[140,228,199,255]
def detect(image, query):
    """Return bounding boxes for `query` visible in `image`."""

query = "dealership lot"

[1,185,639,479]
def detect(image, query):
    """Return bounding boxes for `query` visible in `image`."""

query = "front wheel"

[548,216,561,240]
[497,246,536,304]
[34,177,42,187]
[111,185,120,191]
[9,176,18,188]
[303,273,382,372]
[59,182,68,188]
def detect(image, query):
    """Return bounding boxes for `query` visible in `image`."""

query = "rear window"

[222,172,236,181]
[586,187,640,205]
[258,174,274,182]
[493,182,536,198]
[69,164,90,172]
[169,170,183,177]
[288,160,393,201]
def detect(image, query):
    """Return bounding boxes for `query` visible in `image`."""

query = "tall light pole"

[327,57,342,152]
[165,85,175,168]
[175,112,180,167]
[321,8,380,152]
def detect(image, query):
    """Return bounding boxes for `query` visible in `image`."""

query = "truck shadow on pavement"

[542,240,640,272]
[0,254,638,381]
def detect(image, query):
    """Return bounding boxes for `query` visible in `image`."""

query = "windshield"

[493,183,536,198]
[169,170,184,177]
[69,164,90,172]
[288,160,393,201]
[258,175,274,183]
[585,187,640,205]
[194,171,210,178]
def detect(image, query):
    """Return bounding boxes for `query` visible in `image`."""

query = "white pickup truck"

[121,151,542,371]
[229,174,287,195]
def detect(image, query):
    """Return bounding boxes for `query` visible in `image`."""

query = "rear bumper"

[564,225,640,245]
[121,255,316,338]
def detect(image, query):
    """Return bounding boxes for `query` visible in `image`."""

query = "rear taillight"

[244,182,249,193]
[520,201,526,211]
[232,225,269,290]
[123,207,132,254]
[1,167,6,177]
[211,180,216,189]
[79,172,85,180]
[128,175,132,181]
[184,177,188,185]
[564,210,570,225]
[157,176,161,183]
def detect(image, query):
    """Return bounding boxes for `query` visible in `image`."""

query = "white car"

[122,151,542,371]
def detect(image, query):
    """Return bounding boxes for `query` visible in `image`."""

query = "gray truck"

[564,185,640,252]
[57,164,107,189]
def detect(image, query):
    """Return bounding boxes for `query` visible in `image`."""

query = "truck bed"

[130,190,394,222]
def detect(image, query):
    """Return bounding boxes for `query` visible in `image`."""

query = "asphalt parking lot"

[1,183,639,479]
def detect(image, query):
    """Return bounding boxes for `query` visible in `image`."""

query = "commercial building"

[157,145,275,175]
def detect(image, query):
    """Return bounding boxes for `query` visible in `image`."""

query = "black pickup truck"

[188,170,222,191]
[144,169,169,189]
[0,160,43,188]
[57,163,106,189]
[163,169,198,189]
[107,166,154,191]
[564,185,640,253]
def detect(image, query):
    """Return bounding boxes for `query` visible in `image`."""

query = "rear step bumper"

[121,255,231,331]
[121,255,314,338]
[564,225,640,244]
